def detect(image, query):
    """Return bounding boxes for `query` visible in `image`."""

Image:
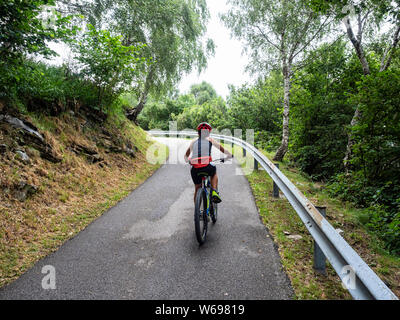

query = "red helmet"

[197,122,212,132]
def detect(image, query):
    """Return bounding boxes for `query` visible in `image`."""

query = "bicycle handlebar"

[213,155,234,163]
[186,155,233,165]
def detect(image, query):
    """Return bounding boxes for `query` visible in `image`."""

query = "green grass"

[226,144,400,300]
[0,112,169,288]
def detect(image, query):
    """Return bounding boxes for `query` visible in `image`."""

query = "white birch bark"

[274,59,291,161]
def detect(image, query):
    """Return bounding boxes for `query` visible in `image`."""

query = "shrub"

[361,205,400,255]
[328,174,400,255]
[15,60,99,115]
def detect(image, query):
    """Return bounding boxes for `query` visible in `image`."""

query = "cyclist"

[184,122,233,204]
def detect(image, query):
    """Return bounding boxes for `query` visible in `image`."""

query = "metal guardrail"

[149,130,399,300]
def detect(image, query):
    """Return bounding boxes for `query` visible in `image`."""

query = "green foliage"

[328,172,379,207]
[15,60,99,115]
[328,71,400,197]
[342,198,400,255]
[227,74,282,132]
[72,24,149,110]
[0,0,72,63]
[75,0,215,100]
[189,81,217,105]
[1,0,213,122]
[138,94,191,130]
[307,0,399,22]
[0,0,77,99]
[222,0,333,161]
[324,70,400,254]
[138,82,230,131]
[365,206,400,255]
[174,97,230,131]
[222,0,331,74]
[226,74,282,150]
[290,42,360,180]
[351,70,400,190]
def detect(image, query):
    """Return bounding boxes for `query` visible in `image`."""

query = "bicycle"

[193,158,225,245]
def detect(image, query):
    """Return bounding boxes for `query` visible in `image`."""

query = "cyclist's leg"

[191,167,203,203]
[207,164,216,188]
[208,165,222,203]
[194,183,201,203]
[211,177,221,203]
[211,173,218,190]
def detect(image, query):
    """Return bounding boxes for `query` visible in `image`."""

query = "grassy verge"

[0,112,168,287]
[227,144,400,300]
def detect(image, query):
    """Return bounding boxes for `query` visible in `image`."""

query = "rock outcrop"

[0,114,62,163]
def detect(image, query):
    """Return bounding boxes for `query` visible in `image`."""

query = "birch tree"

[114,0,214,122]
[222,0,332,161]
[59,0,214,122]
[309,0,400,169]
[343,1,400,168]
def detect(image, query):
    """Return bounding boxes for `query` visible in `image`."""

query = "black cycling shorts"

[191,164,216,185]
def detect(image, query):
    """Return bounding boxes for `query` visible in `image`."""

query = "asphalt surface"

[0,138,293,300]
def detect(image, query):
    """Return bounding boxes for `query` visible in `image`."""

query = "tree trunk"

[380,24,400,72]
[273,61,291,162]
[343,18,371,171]
[343,107,362,170]
[126,91,148,123]
[126,67,154,123]
[344,18,371,76]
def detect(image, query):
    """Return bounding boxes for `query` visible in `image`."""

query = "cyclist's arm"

[184,140,195,163]
[209,138,233,159]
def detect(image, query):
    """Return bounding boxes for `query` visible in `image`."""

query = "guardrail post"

[243,147,246,157]
[273,163,280,198]
[314,206,327,275]
[254,157,258,171]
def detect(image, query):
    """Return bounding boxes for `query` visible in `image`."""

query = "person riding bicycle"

[184,122,233,204]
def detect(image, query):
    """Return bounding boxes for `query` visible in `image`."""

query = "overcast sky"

[178,0,254,99]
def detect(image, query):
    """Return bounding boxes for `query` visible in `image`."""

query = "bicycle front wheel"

[194,188,208,245]
[211,201,218,224]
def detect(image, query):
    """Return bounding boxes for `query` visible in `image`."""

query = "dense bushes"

[4,58,134,119]
[138,77,282,151]
[351,70,400,201]
[227,74,282,133]
[290,43,360,180]
[138,83,231,131]
[365,206,400,255]
[326,70,400,254]
[137,95,189,130]
[0,0,75,101]
[174,97,230,131]
[15,61,96,114]
[0,2,149,118]
[71,24,148,110]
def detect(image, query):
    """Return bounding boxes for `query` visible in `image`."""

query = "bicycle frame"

[201,176,212,218]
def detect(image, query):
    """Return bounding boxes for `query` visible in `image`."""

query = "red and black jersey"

[189,138,213,168]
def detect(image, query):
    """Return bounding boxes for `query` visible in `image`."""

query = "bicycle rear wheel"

[194,188,208,245]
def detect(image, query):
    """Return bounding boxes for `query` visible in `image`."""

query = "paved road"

[0,138,293,300]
